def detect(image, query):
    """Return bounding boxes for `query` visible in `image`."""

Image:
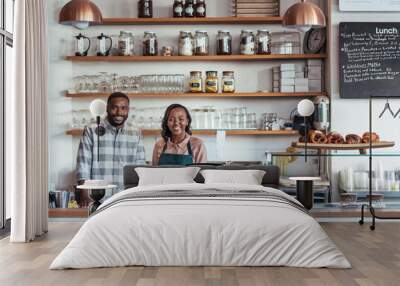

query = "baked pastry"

[327,132,345,144]
[345,134,362,144]
[362,132,380,143]
[309,130,328,144]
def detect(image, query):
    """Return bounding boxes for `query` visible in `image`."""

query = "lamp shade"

[59,0,103,29]
[283,0,326,32]
[90,99,107,118]
[297,99,315,117]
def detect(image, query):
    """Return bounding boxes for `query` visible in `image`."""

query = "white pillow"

[135,167,201,186]
[200,169,266,185]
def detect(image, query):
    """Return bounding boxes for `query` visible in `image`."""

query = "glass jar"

[195,0,206,17]
[143,31,158,56]
[178,31,194,56]
[189,71,203,93]
[256,30,271,55]
[173,0,184,18]
[118,31,134,56]
[184,0,195,17]
[217,30,232,55]
[205,71,218,93]
[240,30,255,55]
[222,71,235,93]
[194,31,209,56]
[138,0,153,18]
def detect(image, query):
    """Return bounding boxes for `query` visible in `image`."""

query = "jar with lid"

[195,0,206,17]
[240,30,255,55]
[173,0,184,18]
[256,30,271,55]
[194,31,209,56]
[222,71,235,93]
[118,31,134,56]
[205,71,218,93]
[178,31,194,56]
[189,71,203,93]
[138,0,153,18]
[184,0,195,17]
[217,30,232,55]
[143,32,158,56]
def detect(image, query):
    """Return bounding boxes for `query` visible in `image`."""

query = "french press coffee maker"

[75,33,90,56]
[96,33,113,56]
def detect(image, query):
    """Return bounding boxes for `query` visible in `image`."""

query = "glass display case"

[271,150,400,215]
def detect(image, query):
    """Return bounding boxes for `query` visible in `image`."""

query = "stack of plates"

[232,0,280,17]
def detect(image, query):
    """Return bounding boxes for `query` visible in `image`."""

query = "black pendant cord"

[359,95,400,231]
[97,116,100,162]
[304,117,308,163]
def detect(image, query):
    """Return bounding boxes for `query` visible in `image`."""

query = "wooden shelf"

[49,208,88,218]
[100,16,283,25]
[226,130,298,136]
[66,129,299,137]
[143,129,217,136]
[65,92,328,98]
[66,54,327,62]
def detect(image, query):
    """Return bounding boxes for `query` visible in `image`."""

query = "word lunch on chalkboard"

[339,22,400,99]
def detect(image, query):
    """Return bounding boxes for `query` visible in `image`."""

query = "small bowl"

[84,180,107,187]
[340,193,357,204]
[340,193,357,206]
[366,193,384,202]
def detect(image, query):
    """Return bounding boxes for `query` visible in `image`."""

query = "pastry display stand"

[293,96,400,230]
[289,177,321,210]
[76,185,117,215]
[290,141,395,203]
[292,141,395,154]
[359,95,400,231]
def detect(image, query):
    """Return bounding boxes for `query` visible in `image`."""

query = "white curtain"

[9,0,48,242]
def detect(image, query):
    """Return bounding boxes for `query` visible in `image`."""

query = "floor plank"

[0,222,399,286]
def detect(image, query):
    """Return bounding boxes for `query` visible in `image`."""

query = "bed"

[50,165,350,269]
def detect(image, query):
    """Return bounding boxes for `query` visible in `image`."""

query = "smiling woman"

[152,104,207,166]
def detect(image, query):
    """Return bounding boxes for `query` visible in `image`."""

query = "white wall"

[48,0,322,189]
[328,0,400,200]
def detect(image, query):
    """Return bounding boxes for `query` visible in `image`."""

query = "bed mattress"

[50,183,351,269]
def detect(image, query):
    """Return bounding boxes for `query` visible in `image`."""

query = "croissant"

[362,132,380,143]
[309,130,328,144]
[327,132,345,144]
[345,134,362,144]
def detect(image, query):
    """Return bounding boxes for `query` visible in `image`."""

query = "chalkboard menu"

[339,22,400,98]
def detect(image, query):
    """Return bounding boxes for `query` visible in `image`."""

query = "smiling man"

[76,92,145,193]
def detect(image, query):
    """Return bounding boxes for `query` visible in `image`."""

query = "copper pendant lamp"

[59,0,103,29]
[283,0,326,32]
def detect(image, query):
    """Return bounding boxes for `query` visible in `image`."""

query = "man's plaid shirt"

[76,118,146,191]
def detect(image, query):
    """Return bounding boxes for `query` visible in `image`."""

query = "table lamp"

[297,99,315,162]
[89,99,107,161]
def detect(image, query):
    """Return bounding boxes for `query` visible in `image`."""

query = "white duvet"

[50,183,351,269]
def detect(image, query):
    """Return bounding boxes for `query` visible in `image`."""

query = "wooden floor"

[0,222,399,286]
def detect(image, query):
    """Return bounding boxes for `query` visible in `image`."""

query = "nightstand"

[289,177,321,210]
